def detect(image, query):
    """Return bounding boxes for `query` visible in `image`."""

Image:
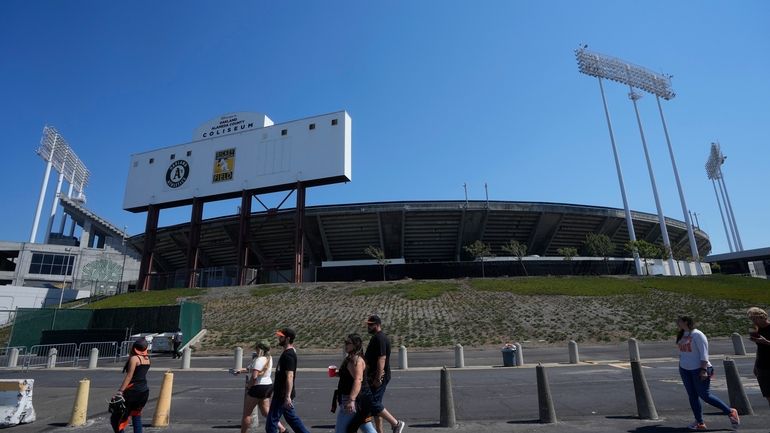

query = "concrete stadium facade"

[127,200,711,285]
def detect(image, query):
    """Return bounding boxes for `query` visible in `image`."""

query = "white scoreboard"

[123,111,351,212]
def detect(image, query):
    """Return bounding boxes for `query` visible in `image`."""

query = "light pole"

[705,142,743,252]
[119,226,128,294]
[576,46,697,275]
[58,247,73,308]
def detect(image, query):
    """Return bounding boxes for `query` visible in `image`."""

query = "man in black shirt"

[265,327,310,433]
[748,307,770,408]
[365,315,405,433]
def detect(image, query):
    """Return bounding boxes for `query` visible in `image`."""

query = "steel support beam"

[138,205,159,291]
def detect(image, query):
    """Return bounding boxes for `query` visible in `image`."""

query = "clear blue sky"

[1,1,768,255]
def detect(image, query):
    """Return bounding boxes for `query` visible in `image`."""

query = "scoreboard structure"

[124,111,351,289]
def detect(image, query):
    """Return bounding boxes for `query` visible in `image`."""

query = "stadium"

[127,198,712,288]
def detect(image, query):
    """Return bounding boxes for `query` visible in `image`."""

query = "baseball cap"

[276,327,296,340]
[366,315,382,325]
[256,339,271,351]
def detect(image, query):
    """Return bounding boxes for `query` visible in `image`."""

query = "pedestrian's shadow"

[626,425,731,432]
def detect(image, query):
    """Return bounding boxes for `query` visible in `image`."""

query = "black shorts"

[757,367,770,397]
[247,384,273,399]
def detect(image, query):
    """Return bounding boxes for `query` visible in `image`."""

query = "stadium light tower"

[576,46,702,275]
[705,142,742,251]
[31,126,90,243]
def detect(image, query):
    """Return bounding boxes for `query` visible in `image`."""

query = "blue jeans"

[335,395,376,433]
[679,366,731,423]
[130,415,142,433]
[265,396,310,433]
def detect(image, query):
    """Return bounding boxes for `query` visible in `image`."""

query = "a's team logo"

[166,160,190,188]
[212,148,235,183]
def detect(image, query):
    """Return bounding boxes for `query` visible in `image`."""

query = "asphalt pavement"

[0,337,767,432]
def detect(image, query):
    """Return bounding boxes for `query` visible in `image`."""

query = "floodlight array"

[37,126,90,188]
[705,142,724,180]
[575,47,675,100]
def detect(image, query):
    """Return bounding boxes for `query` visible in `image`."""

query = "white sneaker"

[392,420,405,433]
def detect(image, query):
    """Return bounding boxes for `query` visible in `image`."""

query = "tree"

[364,245,390,281]
[584,233,614,274]
[464,240,493,278]
[502,240,528,276]
[624,240,662,276]
[671,247,692,276]
[659,244,678,276]
[557,247,578,275]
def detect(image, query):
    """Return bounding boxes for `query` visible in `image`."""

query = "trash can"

[501,345,517,367]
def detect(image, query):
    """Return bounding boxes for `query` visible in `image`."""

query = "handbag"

[108,394,126,417]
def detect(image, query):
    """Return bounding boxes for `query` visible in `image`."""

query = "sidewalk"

[45,412,768,433]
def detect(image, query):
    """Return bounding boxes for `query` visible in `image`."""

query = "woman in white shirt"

[676,316,739,430]
[233,340,285,433]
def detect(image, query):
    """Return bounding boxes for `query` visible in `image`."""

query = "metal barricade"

[0,346,26,366]
[118,340,135,359]
[24,343,78,370]
[76,341,118,365]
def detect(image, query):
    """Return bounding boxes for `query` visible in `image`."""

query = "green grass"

[642,274,770,304]
[85,288,205,309]
[352,281,459,300]
[470,276,650,296]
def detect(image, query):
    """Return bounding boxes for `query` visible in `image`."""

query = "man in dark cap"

[265,327,310,433]
[365,315,405,433]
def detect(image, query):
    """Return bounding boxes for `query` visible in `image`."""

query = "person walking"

[748,307,770,408]
[172,328,183,359]
[675,316,740,430]
[265,328,311,433]
[364,315,405,433]
[334,333,376,433]
[111,338,151,433]
[232,339,285,433]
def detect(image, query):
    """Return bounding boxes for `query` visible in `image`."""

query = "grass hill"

[84,274,770,352]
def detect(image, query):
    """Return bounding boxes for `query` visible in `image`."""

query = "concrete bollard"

[47,348,58,368]
[152,371,174,427]
[628,338,640,362]
[536,364,557,423]
[630,360,658,420]
[723,358,753,415]
[68,378,90,426]
[439,367,456,427]
[515,342,524,366]
[731,333,746,356]
[234,346,243,371]
[7,348,19,368]
[88,348,99,369]
[568,340,579,364]
[181,347,191,369]
[398,345,408,370]
[454,344,464,368]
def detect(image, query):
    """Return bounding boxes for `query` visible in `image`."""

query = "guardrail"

[23,343,78,370]
[76,341,118,364]
[0,346,26,367]
[118,340,135,359]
